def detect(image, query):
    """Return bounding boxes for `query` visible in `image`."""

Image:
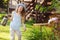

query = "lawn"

[0,24,53,40]
[0,21,33,40]
[0,24,60,40]
[0,25,10,40]
[0,25,29,40]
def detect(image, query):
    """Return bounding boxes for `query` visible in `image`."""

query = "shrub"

[25,26,58,40]
[35,0,60,13]
[25,19,35,28]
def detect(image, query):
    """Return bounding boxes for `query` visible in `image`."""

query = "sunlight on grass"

[0,25,27,40]
[0,25,10,40]
[0,24,55,40]
[0,32,10,40]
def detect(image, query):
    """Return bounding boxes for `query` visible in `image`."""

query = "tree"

[0,0,4,8]
[0,0,8,8]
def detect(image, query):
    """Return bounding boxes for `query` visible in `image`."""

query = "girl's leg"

[10,28,15,40]
[16,30,21,40]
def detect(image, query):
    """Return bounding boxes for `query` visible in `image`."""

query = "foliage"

[35,0,60,13]
[0,0,9,8]
[25,19,35,26]
[25,26,59,40]
[0,13,6,21]
[0,0,4,8]
[52,0,60,13]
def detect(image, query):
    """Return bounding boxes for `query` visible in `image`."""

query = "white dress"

[10,11,21,31]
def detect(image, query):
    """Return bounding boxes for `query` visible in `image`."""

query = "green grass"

[0,25,10,40]
[0,24,33,40]
[0,24,60,40]
[0,13,6,21]
[0,25,25,40]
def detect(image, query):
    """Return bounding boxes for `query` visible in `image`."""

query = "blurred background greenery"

[0,0,60,40]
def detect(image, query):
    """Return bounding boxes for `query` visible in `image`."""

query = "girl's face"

[18,6,23,13]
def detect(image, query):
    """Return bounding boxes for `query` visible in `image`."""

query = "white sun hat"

[16,3,27,12]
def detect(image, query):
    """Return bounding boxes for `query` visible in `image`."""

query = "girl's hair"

[16,8,25,16]
[15,3,26,17]
[16,6,26,16]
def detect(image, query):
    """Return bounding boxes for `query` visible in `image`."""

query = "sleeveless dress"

[10,11,21,31]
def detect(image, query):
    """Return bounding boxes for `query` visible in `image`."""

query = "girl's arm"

[8,11,14,21]
[8,14,13,21]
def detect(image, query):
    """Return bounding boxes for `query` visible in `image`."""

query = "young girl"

[9,3,26,40]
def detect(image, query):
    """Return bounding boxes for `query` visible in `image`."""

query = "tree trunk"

[7,0,9,14]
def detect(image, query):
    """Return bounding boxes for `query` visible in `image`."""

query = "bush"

[35,0,60,13]
[25,26,59,40]
[25,19,35,28]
